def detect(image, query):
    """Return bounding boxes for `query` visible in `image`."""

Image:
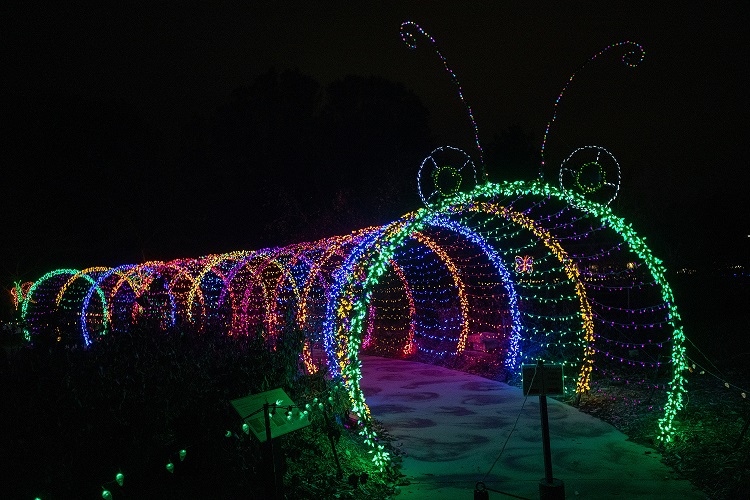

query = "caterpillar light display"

[18,22,686,468]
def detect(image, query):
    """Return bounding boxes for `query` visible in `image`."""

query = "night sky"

[2,2,748,300]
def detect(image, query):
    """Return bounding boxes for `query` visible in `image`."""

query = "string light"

[20,184,687,455]
[417,146,478,209]
[558,146,621,207]
[9,281,33,310]
[17,25,693,461]
[515,256,534,274]
[401,22,486,180]
[539,41,645,180]
[22,268,80,342]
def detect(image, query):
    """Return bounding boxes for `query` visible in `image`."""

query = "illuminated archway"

[22,179,687,466]
[322,180,684,464]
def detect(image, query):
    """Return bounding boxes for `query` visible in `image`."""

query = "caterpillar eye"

[558,145,620,207]
[432,165,461,196]
[417,146,477,209]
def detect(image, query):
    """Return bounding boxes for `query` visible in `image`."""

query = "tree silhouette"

[1,69,435,307]
[191,71,432,246]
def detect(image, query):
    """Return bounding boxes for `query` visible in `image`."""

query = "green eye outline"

[432,165,462,197]
[575,161,605,193]
[559,145,621,207]
[418,146,477,209]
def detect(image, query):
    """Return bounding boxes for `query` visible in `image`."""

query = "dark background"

[2,2,748,307]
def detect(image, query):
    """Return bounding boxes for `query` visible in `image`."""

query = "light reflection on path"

[359,355,703,500]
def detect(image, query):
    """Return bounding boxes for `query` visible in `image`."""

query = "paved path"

[360,355,706,499]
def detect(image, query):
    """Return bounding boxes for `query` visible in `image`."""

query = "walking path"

[360,355,706,499]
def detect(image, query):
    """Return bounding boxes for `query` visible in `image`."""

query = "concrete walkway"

[360,355,706,500]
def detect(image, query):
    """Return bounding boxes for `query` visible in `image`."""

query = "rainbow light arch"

[19,179,687,467]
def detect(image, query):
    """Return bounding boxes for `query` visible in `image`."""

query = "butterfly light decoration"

[515,255,534,274]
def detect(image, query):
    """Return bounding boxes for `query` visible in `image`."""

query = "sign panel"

[522,363,564,396]
[231,387,310,442]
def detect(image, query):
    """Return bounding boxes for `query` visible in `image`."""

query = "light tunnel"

[20,180,687,466]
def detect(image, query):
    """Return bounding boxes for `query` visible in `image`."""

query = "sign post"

[231,388,311,500]
[522,360,566,500]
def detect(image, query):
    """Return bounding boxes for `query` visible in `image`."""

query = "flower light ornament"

[322,224,395,377]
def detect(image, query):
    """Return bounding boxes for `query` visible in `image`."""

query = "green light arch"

[330,179,685,466]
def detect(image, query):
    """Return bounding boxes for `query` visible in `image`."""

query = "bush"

[0,325,400,499]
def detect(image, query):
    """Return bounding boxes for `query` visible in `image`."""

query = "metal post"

[263,403,275,499]
[537,360,565,499]
[263,402,284,500]
[323,410,343,478]
[539,391,553,484]
[538,360,553,483]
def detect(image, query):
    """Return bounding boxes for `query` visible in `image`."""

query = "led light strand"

[539,41,645,180]
[400,22,486,179]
